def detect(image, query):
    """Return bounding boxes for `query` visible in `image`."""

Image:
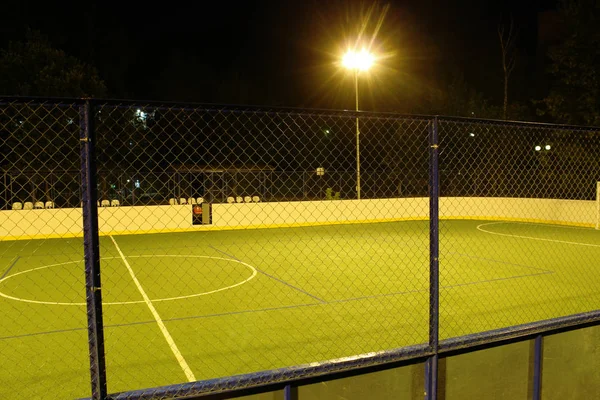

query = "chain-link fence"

[0,100,90,399]
[1,98,600,399]
[438,119,600,344]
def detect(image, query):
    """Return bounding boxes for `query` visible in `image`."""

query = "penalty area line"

[109,235,196,382]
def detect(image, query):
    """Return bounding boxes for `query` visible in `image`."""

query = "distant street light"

[342,49,375,200]
[535,144,552,152]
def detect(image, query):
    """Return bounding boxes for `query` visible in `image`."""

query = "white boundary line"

[109,235,197,382]
[0,256,257,306]
[477,221,600,248]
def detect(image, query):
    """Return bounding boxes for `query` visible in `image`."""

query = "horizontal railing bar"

[1,96,432,121]
[86,343,431,400]
[439,310,600,355]
[96,311,600,400]
[4,96,600,131]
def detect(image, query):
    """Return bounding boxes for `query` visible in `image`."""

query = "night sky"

[1,0,557,111]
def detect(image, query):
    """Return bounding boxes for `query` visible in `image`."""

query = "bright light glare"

[535,145,541,151]
[545,145,551,150]
[342,49,375,71]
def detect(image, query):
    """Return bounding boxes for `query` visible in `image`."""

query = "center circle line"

[0,255,257,306]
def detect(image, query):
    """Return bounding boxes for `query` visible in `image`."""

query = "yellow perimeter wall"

[0,197,596,240]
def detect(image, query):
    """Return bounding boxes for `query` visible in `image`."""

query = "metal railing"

[1,97,600,400]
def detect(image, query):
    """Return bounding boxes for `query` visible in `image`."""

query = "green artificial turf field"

[1,219,600,399]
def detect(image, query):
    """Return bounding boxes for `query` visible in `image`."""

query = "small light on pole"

[342,49,375,200]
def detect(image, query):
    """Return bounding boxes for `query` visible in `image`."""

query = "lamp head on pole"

[342,49,375,72]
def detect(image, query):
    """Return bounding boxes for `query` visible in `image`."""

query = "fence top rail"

[437,114,600,131]
[0,95,430,121]
[4,95,599,131]
[0,96,87,108]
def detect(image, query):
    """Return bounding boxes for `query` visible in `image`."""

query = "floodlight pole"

[342,48,373,200]
[355,70,361,200]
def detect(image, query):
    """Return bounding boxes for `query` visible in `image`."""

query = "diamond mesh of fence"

[2,98,600,399]
[0,100,90,399]
[91,103,431,395]
[438,119,600,341]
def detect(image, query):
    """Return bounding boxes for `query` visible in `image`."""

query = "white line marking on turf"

[477,222,600,248]
[109,235,197,382]
[0,256,257,306]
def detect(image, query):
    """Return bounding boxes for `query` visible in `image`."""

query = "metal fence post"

[80,99,108,400]
[532,335,543,400]
[284,384,298,400]
[2,172,6,209]
[425,116,440,400]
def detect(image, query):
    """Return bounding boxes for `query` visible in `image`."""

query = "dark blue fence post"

[284,384,298,400]
[532,335,543,400]
[80,100,107,400]
[425,116,440,400]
